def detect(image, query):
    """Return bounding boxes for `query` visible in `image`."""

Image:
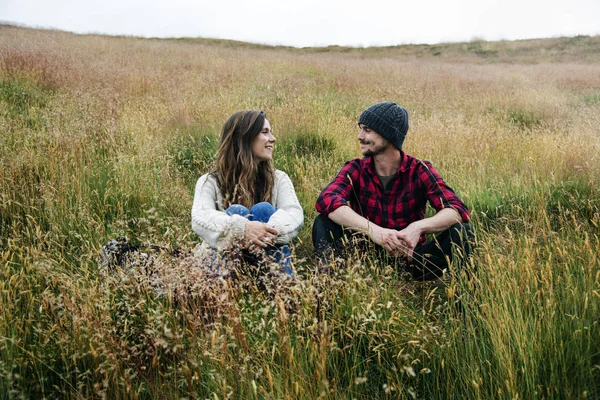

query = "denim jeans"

[220,202,293,277]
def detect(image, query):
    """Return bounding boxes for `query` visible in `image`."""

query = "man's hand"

[370,223,422,260]
[244,221,279,248]
[369,226,407,256]
[396,222,423,260]
[328,206,424,259]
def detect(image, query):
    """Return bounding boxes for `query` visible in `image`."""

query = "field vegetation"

[1,25,599,398]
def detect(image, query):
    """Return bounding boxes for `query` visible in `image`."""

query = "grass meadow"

[1,25,599,398]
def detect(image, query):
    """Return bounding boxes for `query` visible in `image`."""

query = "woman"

[191,110,304,278]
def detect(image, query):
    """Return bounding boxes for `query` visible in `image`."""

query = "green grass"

[582,93,600,105]
[169,127,219,186]
[1,25,599,399]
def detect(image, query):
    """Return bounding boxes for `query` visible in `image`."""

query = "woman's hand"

[244,221,279,248]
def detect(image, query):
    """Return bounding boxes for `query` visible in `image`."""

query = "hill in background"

[3,22,600,63]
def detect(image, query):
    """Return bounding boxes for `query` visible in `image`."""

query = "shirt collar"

[398,151,408,173]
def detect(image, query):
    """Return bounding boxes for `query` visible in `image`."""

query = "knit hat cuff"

[359,110,401,137]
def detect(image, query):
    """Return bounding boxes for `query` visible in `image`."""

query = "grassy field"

[1,24,599,399]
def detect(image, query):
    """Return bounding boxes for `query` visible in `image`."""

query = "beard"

[361,141,389,157]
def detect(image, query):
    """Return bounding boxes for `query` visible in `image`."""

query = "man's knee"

[450,223,474,250]
[451,222,473,236]
[312,214,345,257]
[312,214,334,246]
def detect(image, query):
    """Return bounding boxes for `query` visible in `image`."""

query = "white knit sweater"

[191,170,304,254]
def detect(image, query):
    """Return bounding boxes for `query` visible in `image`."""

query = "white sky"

[1,0,599,47]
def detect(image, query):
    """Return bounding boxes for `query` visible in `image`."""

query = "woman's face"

[251,118,276,162]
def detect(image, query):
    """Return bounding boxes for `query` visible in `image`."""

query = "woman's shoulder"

[274,169,291,180]
[194,172,220,195]
[196,172,217,185]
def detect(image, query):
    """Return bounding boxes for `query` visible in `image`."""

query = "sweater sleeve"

[268,171,304,244]
[191,174,248,249]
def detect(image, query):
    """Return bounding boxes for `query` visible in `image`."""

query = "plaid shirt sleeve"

[418,160,470,222]
[315,160,361,216]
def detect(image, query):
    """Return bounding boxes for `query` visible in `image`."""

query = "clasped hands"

[369,224,421,260]
[243,220,279,249]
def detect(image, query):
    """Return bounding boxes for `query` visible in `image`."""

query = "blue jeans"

[223,202,293,277]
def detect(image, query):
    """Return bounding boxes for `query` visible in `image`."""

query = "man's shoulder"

[342,157,364,164]
[336,158,371,177]
[342,157,368,168]
[402,153,434,171]
[403,152,423,164]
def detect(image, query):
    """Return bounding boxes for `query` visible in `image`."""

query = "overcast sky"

[2,0,599,47]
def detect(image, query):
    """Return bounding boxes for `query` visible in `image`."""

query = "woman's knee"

[226,204,250,217]
[250,202,276,222]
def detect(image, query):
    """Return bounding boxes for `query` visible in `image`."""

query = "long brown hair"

[212,110,275,208]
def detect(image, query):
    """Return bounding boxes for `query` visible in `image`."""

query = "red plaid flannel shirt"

[315,153,470,246]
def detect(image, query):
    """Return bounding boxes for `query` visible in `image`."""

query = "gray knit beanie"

[358,102,409,150]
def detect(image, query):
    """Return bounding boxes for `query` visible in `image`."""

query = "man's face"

[357,124,390,157]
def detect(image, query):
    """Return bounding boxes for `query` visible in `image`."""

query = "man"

[313,102,473,279]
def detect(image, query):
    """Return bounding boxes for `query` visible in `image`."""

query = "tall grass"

[1,25,599,398]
